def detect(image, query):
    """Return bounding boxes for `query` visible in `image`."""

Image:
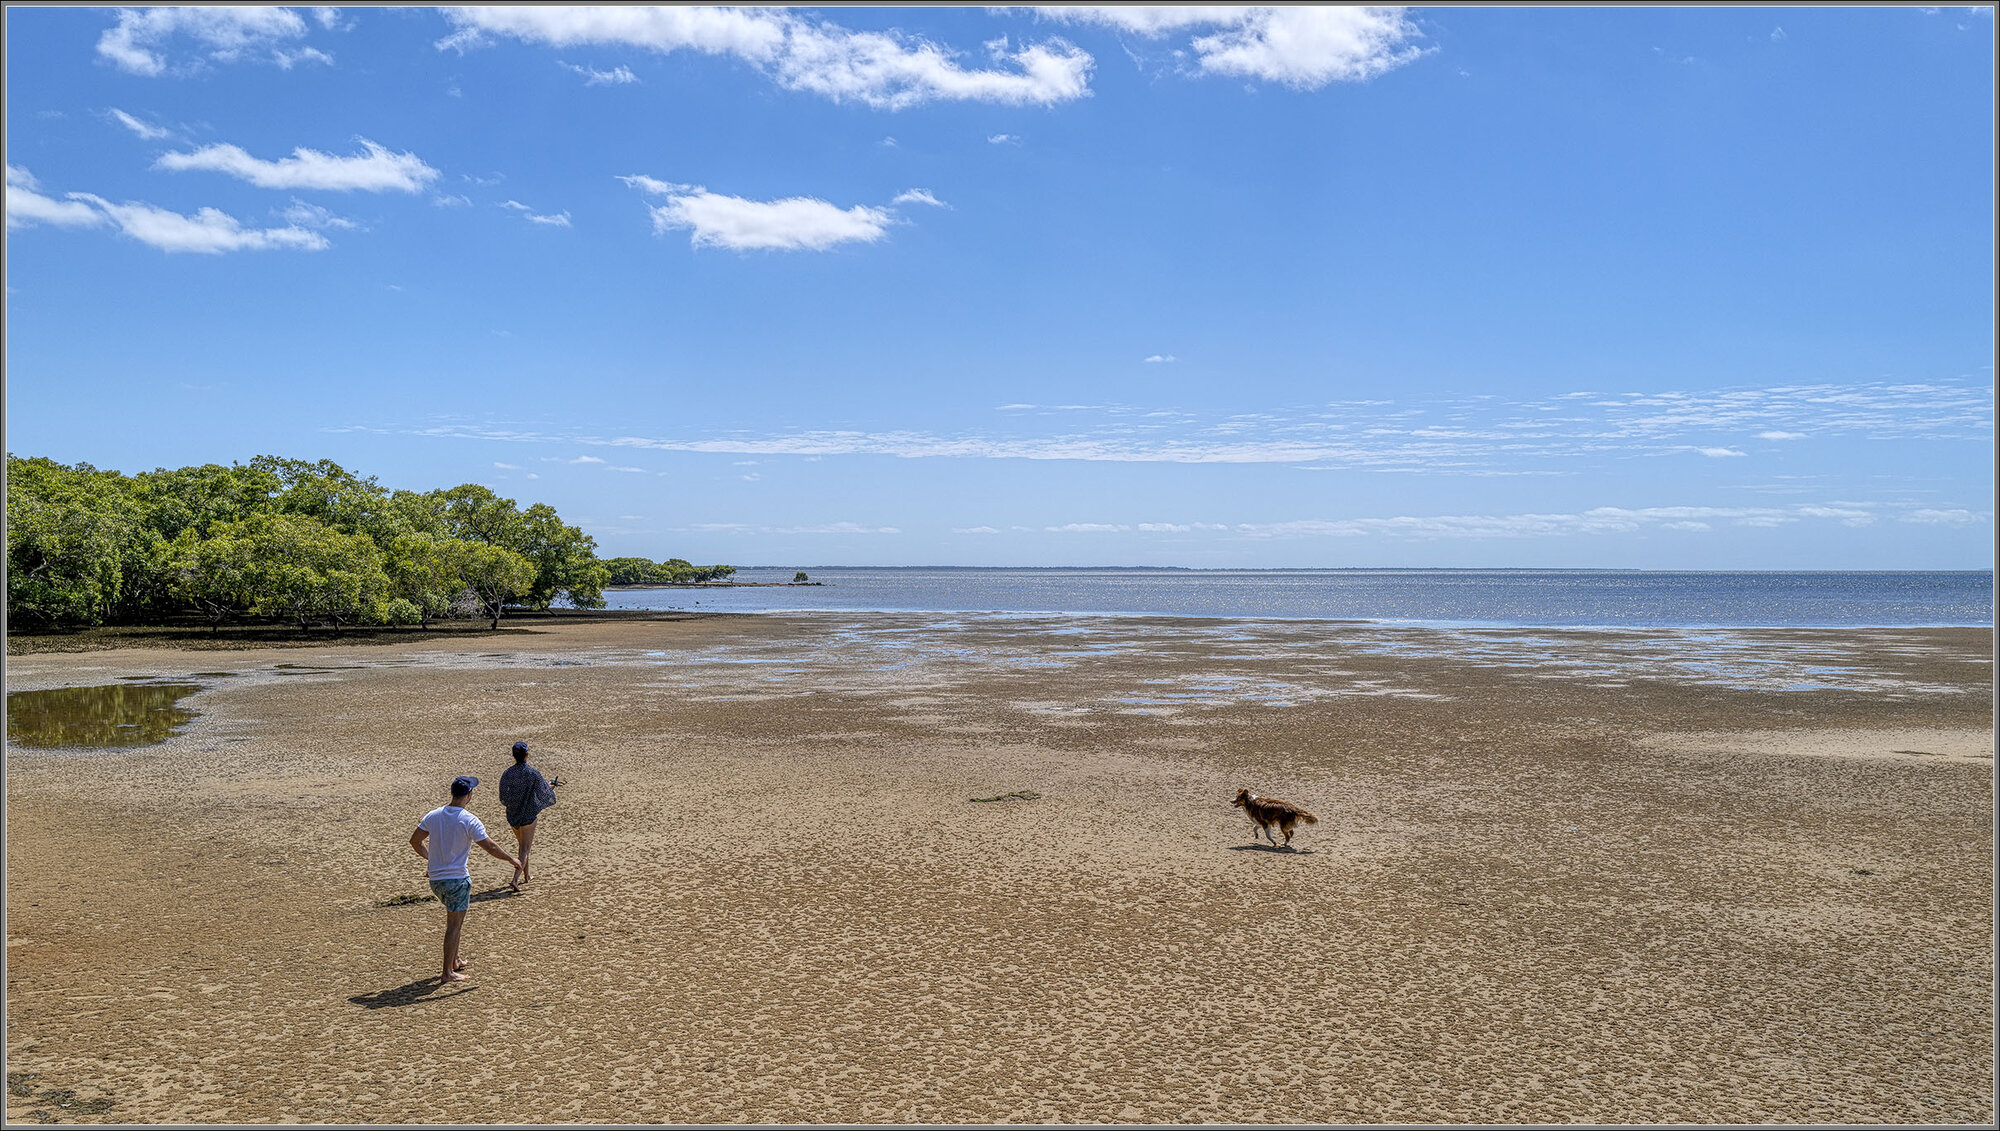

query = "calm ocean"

[599,569,1995,628]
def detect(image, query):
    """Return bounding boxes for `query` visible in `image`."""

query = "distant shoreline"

[606,582,821,590]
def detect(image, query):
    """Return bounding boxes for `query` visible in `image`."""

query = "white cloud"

[431,193,473,207]
[1757,430,1807,441]
[769,522,901,535]
[108,108,170,140]
[155,139,439,193]
[954,526,1002,534]
[1220,504,1885,541]
[569,455,607,464]
[273,45,334,69]
[1047,522,1130,533]
[97,6,322,77]
[500,200,573,227]
[65,193,328,253]
[1694,446,1748,458]
[1144,354,1176,363]
[988,133,1020,144]
[561,60,640,85]
[624,177,893,251]
[1770,26,1787,41]
[438,6,1093,109]
[891,188,946,207]
[494,462,520,470]
[6,166,106,231]
[617,174,685,196]
[278,198,360,230]
[1039,6,1427,89]
[1903,509,1981,526]
[1796,505,1875,527]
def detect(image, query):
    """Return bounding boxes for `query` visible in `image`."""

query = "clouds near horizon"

[390,378,1993,471]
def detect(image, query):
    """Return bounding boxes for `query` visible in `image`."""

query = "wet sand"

[4,614,1992,1124]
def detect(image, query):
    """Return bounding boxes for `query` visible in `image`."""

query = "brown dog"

[1231,788,1317,848]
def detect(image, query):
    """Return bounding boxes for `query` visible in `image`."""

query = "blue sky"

[6,5,1993,569]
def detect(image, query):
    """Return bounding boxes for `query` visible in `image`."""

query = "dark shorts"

[429,877,472,912]
[506,806,544,830]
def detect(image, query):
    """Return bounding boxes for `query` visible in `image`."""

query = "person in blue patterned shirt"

[496,741,560,888]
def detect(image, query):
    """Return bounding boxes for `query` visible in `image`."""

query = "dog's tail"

[1296,808,1318,824]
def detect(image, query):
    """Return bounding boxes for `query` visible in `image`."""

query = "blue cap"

[511,741,529,755]
[452,775,479,796]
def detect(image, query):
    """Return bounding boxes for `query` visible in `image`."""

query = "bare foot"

[442,971,470,983]
[454,958,472,971]
[507,875,522,892]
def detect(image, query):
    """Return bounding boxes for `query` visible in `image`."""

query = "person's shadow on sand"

[351,885,521,1007]
[349,977,478,1009]
[1227,843,1316,855]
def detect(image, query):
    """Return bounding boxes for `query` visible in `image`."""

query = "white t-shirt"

[418,804,489,880]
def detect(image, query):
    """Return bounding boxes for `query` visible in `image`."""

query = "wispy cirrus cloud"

[689,521,902,535]
[1905,508,1981,526]
[500,200,573,227]
[366,378,1992,475]
[438,6,1092,109]
[278,198,361,230]
[1036,6,1427,89]
[155,139,439,193]
[98,6,332,77]
[620,176,939,251]
[1025,504,1896,541]
[560,60,639,85]
[108,108,171,140]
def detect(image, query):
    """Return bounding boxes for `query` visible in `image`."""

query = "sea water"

[599,568,1993,628]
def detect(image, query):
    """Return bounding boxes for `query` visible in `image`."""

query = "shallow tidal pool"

[5,683,203,749]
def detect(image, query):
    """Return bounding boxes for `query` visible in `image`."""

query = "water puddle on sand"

[5,684,203,748]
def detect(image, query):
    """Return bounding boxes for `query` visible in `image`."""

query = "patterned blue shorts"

[428,877,472,912]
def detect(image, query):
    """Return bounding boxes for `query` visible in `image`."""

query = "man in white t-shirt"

[409,775,522,983]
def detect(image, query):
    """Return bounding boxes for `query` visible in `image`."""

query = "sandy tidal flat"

[5,614,1993,1124]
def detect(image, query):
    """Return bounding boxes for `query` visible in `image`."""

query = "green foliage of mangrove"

[5,453,725,632]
